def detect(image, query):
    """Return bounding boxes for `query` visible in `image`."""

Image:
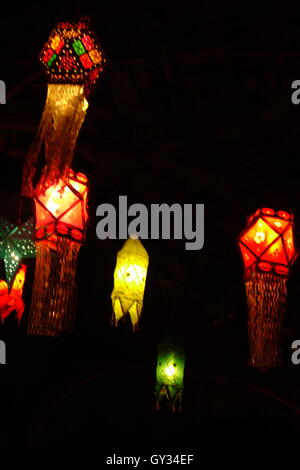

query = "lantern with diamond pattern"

[27,169,89,337]
[238,208,298,370]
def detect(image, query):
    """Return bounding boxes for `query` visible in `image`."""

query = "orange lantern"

[239,208,297,279]
[0,264,27,323]
[238,208,298,370]
[34,169,88,248]
[27,169,89,337]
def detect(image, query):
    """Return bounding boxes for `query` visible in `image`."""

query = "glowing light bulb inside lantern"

[117,264,147,284]
[254,232,266,244]
[46,185,64,215]
[165,363,176,378]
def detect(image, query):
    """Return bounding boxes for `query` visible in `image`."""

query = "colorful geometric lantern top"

[39,19,106,88]
[0,217,36,289]
[111,237,149,331]
[238,208,298,279]
[34,169,89,247]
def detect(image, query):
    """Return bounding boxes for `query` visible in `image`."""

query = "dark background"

[0,0,300,453]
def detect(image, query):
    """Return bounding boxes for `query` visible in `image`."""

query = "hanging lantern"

[27,169,89,337]
[21,18,106,197]
[155,338,185,412]
[0,264,27,323]
[111,237,149,332]
[34,169,89,248]
[39,19,105,89]
[0,216,36,289]
[238,207,298,370]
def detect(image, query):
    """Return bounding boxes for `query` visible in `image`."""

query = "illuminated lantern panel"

[35,169,89,248]
[239,208,297,278]
[111,238,149,332]
[155,340,185,413]
[0,264,26,323]
[39,19,106,87]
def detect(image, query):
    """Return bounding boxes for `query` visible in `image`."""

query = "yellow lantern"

[111,237,149,331]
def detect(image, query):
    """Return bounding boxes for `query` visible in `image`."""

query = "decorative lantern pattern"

[27,170,89,337]
[111,237,149,332]
[21,19,106,198]
[238,208,298,370]
[0,216,35,289]
[155,339,185,412]
[0,264,27,323]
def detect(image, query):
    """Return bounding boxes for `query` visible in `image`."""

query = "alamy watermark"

[291,340,300,365]
[96,196,204,250]
[0,80,6,104]
[0,340,6,364]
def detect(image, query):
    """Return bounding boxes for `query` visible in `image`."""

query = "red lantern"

[238,208,298,371]
[239,208,297,279]
[27,169,89,336]
[34,169,88,249]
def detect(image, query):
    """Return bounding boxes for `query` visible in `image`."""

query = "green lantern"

[0,216,36,289]
[155,337,185,412]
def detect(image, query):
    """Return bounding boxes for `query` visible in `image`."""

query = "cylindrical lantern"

[238,208,298,370]
[111,237,149,332]
[27,169,89,336]
[0,264,27,323]
[22,19,106,197]
[155,338,185,412]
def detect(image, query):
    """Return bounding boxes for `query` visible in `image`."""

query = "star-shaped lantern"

[0,216,36,289]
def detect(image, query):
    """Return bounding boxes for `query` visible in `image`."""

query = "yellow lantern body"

[111,238,149,331]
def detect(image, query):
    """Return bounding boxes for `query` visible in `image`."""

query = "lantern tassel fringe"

[27,238,80,336]
[246,271,287,371]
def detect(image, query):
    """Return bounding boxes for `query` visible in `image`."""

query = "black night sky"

[1,0,300,456]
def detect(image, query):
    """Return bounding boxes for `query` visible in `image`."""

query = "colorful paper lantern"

[0,264,27,323]
[238,208,298,370]
[155,338,185,412]
[0,216,35,289]
[34,169,89,248]
[21,19,106,198]
[27,170,89,336]
[111,237,149,332]
[39,19,105,88]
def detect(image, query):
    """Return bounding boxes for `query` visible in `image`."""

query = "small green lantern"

[155,337,185,412]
